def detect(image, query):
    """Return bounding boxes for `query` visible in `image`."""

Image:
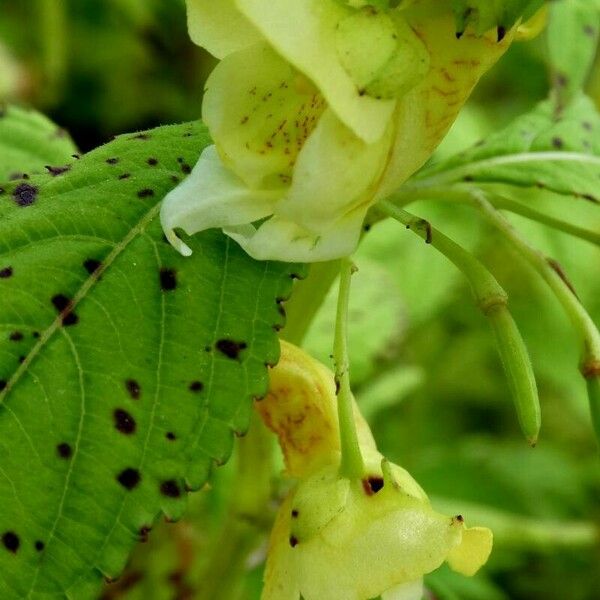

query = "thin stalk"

[37,0,68,105]
[281,261,339,345]
[388,185,600,247]
[334,258,366,479]
[379,201,540,444]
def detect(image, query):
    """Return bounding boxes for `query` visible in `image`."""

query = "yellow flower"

[256,342,493,600]
[162,1,543,262]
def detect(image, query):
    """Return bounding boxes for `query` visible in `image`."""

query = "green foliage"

[0,119,300,598]
[415,93,600,202]
[0,105,77,180]
[547,0,600,107]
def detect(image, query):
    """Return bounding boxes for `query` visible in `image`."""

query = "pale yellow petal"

[224,206,367,262]
[186,0,261,58]
[447,526,494,576]
[261,494,301,600]
[203,43,326,189]
[277,109,393,233]
[382,580,424,600]
[160,146,280,256]
[235,0,396,143]
[377,2,515,198]
[258,341,376,477]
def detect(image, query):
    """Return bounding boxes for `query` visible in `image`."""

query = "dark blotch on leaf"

[12,183,38,207]
[289,536,298,547]
[117,468,141,490]
[159,268,177,291]
[125,379,141,400]
[106,157,119,165]
[2,532,19,553]
[57,443,73,459]
[118,173,131,180]
[147,158,158,166]
[114,409,136,435]
[34,540,45,552]
[0,266,12,278]
[189,381,203,393]
[0,380,6,391]
[166,432,176,441]
[83,258,102,275]
[215,339,247,360]
[51,294,78,326]
[552,136,564,149]
[9,331,23,342]
[137,188,155,198]
[160,480,181,498]
[45,165,71,176]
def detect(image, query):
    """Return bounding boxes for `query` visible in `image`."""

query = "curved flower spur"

[161,0,545,262]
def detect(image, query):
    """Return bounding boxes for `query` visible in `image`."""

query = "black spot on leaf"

[114,409,136,434]
[12,183,38,207]
[106,157,119,165]
[83,258,102,274]
[147,158,158,166]
[0,266,12,278]
[215,339,247,360]
[0,380,6,391]
[118,173,131,180]
[160,480,181,498]
[159,268,177,291]
[9,331,23,342]
[57,443,73,459]
[45,165,71,176]
[51,294,78,326]
[2,532,19,553]
[34,540,45,552]
[188,381,203,393]
[125,379,141,400]
[137,188,155,198]
[117,468,141,490]
[165,432,176,441]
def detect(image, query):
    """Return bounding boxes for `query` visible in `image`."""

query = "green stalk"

[281,261,339,346]
[379,201,540,444]
[334,258,366,479]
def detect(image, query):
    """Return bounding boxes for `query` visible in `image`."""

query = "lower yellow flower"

[257,342,493,600]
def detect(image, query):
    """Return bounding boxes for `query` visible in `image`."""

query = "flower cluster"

[256,341,493,600]
[161,0,541,262]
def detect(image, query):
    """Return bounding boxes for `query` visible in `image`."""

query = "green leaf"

[547,0,600,108]
[0,105,77,180]
[414,93,600,204]
[0,121,301,598]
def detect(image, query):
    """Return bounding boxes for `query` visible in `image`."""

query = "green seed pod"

[487,306,541,446]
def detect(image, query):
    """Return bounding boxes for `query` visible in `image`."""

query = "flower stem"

[334,257,365,479]
[378,200,540,445]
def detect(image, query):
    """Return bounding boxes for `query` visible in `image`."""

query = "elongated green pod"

[379,200,541,445]
[488,306,541,445]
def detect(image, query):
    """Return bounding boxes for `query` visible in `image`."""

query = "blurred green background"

[1,2,600,599]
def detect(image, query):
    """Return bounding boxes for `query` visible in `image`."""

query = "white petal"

[278,109,393,233]
[186,0,261,58]
[235,0,395,143]
[160,146,280,256]
[224,205,367,263]
[203,43,326,189]
[382,580,424,600]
